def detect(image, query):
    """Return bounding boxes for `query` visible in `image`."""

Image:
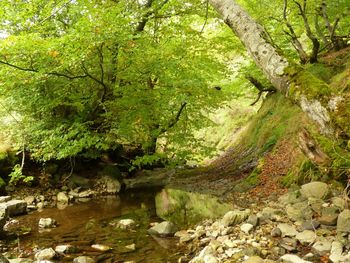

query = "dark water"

[8,191,184,263]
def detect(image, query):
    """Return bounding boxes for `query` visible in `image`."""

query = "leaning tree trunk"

[209,0,349,138]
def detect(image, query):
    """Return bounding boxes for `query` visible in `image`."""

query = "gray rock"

[300,220,320,231]
[259,207,283,221]
[24,196,35,205]
[96,175,121,194]
[56,192,69,204]
[286,202,313,222]
[271,227,282,237]
[148,221,178,236]
[312,240,332,256]
[203,255,219,263]
[221,209,250,227]
[280,238,298,252]
[300,182,329,200]
[240,223,254,234]
[73,256,95,263]
[247,215,259,227]
[117,219,135,229]
[337,209,350,233]
[319,214,338,226]
[296,230,316,245]
[277,223,298,237]
[55,245,76,254]
[2,200,27,216]
[329,241,343,263]
[280,254,312,263]
[279,191,305,205]
[331,197,347,210]
[78,190,96,198]
[34,248,56,260]
[308,197,324,214]
[38,218,56,228]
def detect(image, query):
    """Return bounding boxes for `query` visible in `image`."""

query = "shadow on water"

[8,189,184,263]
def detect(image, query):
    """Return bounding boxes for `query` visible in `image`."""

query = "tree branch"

[0,59,88,79]
[246,75,276,106]
[292,0,320,63]
[283,0,308,64]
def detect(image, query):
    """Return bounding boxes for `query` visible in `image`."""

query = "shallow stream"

[6,190,183,263]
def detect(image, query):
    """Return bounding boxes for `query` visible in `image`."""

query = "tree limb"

[0,59,88,79]
[245,75,276,106]
[292,0,320,63]
[283,0,308,64]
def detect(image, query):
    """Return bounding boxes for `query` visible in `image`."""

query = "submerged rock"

[117,219,135,229]
[91,244,111,252]
[39,218,57,228]
[148,221,178,236]
[73,256,95,263]
[34,248,56,260]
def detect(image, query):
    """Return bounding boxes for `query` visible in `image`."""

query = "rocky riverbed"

[175,181,350,263]
[1,180,350,263]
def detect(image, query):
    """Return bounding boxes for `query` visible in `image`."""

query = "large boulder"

[337,209,350,233]
[300,182,330,200]
[96,175,121,194]
[1,200,27,216]
[148,221,178,236]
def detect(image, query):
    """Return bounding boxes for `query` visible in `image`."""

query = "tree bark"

[209,0,339,136]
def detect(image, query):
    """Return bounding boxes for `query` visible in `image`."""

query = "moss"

[241,93,303,152]
[305,63,337,83]
[286,65,331,101]
[330,94,350,136]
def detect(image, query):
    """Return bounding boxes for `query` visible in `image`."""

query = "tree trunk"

[209,0,345,137]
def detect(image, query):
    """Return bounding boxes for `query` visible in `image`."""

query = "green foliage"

[0,0,241,165]
[8,164,34,185]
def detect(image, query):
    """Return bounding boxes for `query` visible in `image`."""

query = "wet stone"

[34,248,56,260]
[38,218,56,228]
[73,256,95,263]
